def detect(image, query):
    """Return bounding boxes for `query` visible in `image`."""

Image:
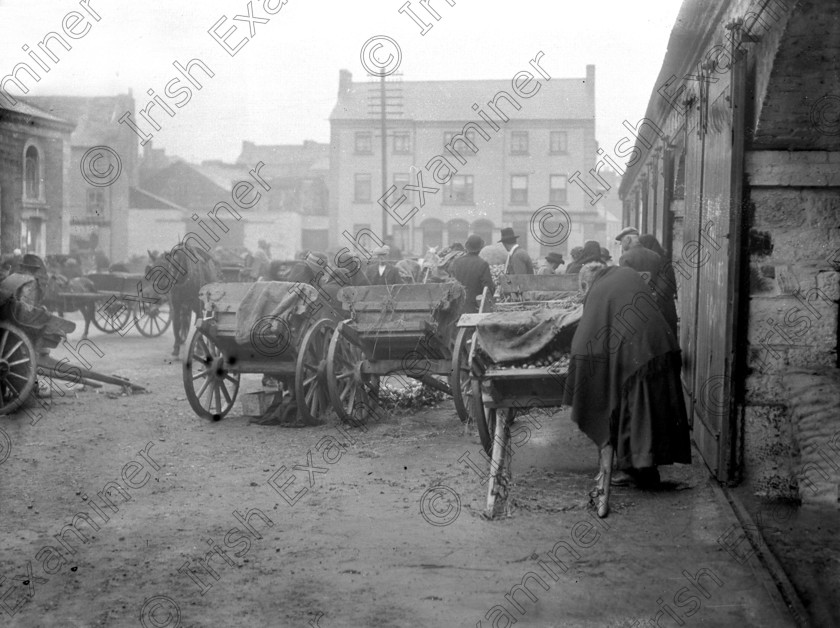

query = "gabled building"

[26,93,138,264]
[0,100,74,255]
[328,67,599,257]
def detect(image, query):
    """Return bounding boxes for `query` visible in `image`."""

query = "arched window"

[421,218,443,252]
[24,144,41,200]
[471,219,493,246]
[447,219,469,248]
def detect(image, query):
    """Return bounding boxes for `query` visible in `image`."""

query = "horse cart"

[44,271,171,338]
[182,281,343,424]
[0,272,145,415]
[454,274,614,518]
[324,282,476,424]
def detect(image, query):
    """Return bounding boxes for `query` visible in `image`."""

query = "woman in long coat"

[563,263,691,506]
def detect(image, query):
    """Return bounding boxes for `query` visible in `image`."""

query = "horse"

[147,246,221,357]
[42,273,96,339]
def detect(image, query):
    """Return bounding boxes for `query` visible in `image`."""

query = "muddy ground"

[0,318,798,627]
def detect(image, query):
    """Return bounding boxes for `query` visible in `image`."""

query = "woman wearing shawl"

[563,262,691,513]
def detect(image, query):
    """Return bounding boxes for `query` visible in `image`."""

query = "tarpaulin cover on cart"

[233,282,319,345]
[476,305,582,363]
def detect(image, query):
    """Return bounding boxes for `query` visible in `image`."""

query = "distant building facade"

[139,140,329,260]
[0,100,74,255]
[27,93,139,264]
[328,66,599,257]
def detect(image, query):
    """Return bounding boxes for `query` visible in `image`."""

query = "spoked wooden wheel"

[183,329,240,421]
[450,327,477,424]
[0,322,37,415]
[294,318,335,425]
[92,297,131,334]
[473,378,496,455]
[134,298,172,337]
[326,322,379,423]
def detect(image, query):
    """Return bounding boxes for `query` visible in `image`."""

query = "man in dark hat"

[565,241,601,274]
[600,247,613,265]
[499,227,534,275]
[450,235,494,313]
[538,252,565,275]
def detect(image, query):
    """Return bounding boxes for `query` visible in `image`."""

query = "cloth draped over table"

[234,282,319,345]
[475,305,583,363]
[562,265,691,469]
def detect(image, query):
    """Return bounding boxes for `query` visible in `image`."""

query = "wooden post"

[597,445,613,518]
[485,406,513,518]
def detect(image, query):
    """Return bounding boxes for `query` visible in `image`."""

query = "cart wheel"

[450,327,477,424]
[294,318,335,425]
[183,329,240,421]
[0,322,37,415]
[327,322,379,424]
[92,297,131,334]
[134,298,172,337]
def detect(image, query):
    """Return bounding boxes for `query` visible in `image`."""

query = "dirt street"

[0,320,796,628]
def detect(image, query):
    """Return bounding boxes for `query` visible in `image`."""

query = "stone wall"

[744,156,840,501]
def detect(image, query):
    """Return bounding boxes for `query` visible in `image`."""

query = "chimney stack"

[338,69,353,97]
[585,64,595,107]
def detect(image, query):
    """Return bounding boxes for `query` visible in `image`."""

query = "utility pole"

[367,73,403,241]
[379,74,388,238]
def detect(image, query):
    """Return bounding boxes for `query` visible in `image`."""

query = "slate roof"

[129,187,189,212]
[25,94,133,146]
[330,78,593,122]
[0,98,72,125]
[236,141,329,179]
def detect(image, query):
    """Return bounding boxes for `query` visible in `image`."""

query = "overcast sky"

[0,0,683,164]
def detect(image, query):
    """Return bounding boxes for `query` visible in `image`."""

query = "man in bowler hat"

[500,227,534,275]
[450,235,495,313]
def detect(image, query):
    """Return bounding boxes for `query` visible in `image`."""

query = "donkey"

[147,245,220,356]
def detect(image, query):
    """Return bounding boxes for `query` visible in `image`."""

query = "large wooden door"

[679,60,745,482]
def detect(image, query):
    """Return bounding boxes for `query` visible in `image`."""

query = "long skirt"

[611,351,692,470]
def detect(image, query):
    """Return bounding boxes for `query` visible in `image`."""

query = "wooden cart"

[325,282,475,423]
[457,273,613,518]
[47,272,172,338]
[182,281,342,424]
[0,273,145,415]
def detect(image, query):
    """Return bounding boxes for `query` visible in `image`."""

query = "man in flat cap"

[538,252,565,275]
[615,226,640,252]
[500,227,534,275]
[364,245,402,285]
